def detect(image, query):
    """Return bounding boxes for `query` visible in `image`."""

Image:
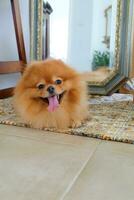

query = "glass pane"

[47,0,118,73]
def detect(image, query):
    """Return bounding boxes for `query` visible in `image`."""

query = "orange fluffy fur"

[14,59,88,129]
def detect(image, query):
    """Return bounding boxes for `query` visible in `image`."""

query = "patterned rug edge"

[0,120,134,145]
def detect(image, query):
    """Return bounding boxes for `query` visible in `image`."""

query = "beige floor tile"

[63,141,134,200]
[0,125,100,200]
[0,125,98,148]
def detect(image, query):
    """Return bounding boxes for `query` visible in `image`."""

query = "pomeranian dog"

[14,59,88,129]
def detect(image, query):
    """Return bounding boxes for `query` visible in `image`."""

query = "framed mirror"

[41,0,134,95]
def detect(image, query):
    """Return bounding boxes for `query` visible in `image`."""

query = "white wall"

[0,0,30,61]
[67,0,93,71]
[0,0,18,61]
[47,0,94,71]
[19,0,30,61]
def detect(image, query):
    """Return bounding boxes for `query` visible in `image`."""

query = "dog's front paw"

[70,120,82,128]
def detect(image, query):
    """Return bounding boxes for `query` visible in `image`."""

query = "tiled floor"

[0,125,134,200]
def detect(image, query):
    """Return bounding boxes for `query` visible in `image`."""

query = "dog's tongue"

[48,96,59,112]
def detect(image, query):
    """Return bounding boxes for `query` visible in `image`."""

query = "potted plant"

[92,51,110,71]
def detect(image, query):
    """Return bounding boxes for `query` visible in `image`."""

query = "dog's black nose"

[47,86,55,94]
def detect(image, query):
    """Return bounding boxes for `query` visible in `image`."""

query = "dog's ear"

[21,64,29,74]
[21,60,40,76]
[21,60,35,74]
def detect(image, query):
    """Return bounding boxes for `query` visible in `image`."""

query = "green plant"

[92,51,110,71]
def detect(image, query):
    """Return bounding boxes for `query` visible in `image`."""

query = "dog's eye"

[55,79,62,84]
[37,84,45,89]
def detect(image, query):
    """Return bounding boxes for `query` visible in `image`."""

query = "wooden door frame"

[0,0,27,98]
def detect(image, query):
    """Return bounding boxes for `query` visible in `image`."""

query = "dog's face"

[36,76,66,112]
[17,59,80,112]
